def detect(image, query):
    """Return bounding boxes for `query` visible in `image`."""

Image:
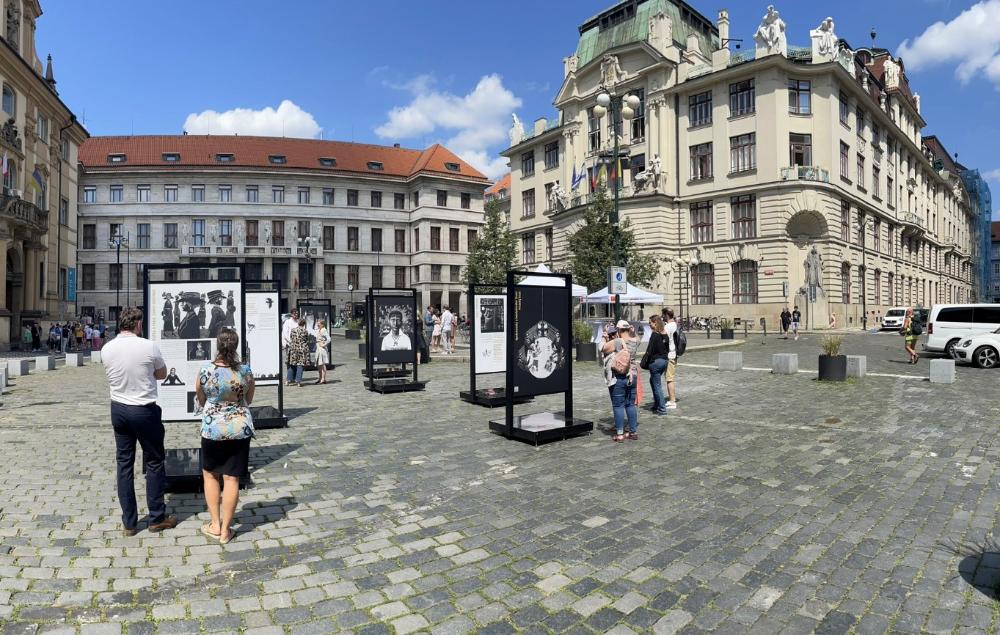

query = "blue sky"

[36,0,1000,213]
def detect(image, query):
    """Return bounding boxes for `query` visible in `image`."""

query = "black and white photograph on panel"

[159,288,237,339]
[474,294,506,374]
[479,296,504,333]
[161,368,185,386]
[186,391,198,414]
[371,295,416,365]
[511,285,569,397]
[186,340,212,361]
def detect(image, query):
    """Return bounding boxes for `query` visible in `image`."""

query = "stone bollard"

[929,359,956,384]
[34,356,56,371]
[771,353,798,374]
[718,351,743,371]
[846,355,867,378]
[0,368,5,394]
[65,353,86,367]
[91,350,102,364]
[7,359,30,377]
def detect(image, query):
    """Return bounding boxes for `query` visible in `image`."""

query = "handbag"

[639,348,651,370]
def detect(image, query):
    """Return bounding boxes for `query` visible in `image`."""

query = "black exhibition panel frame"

[142,263,250,491]
[295,299,333,371]
[364,287,426,393]
[459,283,531,408]
[488,269,592,444]
[243,279,287,429]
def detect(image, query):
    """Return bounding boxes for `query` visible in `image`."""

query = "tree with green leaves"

[463,197,517,287]
[567,187,659,293]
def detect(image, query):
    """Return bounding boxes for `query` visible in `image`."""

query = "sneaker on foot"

[665,402,677,409]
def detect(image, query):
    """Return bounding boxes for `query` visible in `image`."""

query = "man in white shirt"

[441,305,454,355]
[663,308,679,410]
[381,310,412,351]
[281,309,299,384]
[101,307,176,536]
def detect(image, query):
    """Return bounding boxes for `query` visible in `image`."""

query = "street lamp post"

[297,236,312,292]
[674,254,699,327]
[592,88,639,322]
[108,231,129,317]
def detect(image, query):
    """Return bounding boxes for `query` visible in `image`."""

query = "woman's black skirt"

[201,437,251,477]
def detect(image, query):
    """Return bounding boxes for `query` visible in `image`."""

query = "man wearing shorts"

[791,306,802,341]
[664,309,678,409]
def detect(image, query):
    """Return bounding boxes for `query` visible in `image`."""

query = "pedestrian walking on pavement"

[663,308,679,410]
[780,307,792,339]
[602,320,640,442]
[645,315,669,415]
[902,308,921,364]
[431,310,442,352]
[441,305,454,355]
[791,306,802,340]
[286,318,310,386]
[100,307,177,536]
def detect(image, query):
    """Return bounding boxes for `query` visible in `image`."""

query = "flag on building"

[571,163,585,190]
[1,152,7,178]
[30,167,44,192]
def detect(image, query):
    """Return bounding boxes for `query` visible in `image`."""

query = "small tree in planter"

[573,320,597,361]
[818,335,847,381]
[719,318,735,340]
[345,318,363,340]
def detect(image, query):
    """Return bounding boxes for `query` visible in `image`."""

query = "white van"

[925,304,1000,356]
[881,307,908,330]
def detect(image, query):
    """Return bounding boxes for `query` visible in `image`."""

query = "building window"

[839,91,849,126]
[81,264,95,290]
[246,186,259,203]
[873,166,881,198]
[731,195,756,239]
[788,79,811,114]
[295,221,309,242]
[690,143,713,180]
[437,190,448,206]
[246,221,258,247]
[348,227,359,251]
[729,79,755,117]
[268,155,286,165]
[137,223,150,248]
[322,188,334,205]
[83,186,96,203]
[215,153,234,163]
[323,225,334,250]
[840,142,850,178]
[588,108,601,151]
[691,263,715,304]
[521,151,535,177]
[371,191,382,208]
[371,266,383,288]
[371,228,382,252]
[192,185,205,202]
[841,200,850,242]
[272,186,284,203]
[449,265,461,282]
[214,220,230,246]
[855,106,865,137]
[732,260,758,304]
[82,224,96,249]
[347,189,359,206]
[395,229,405,253]
[431,226,441,250]
[413,228,420,251]
[161,152,179,162]
[272,220,285,246]
[110,223,121,240]
[36,113,48,144]
[544,141,559,169]
[873,219,881,253]
[887,177,894,206]
[522,233,535,264]
[431,264,442,281]
[59,197,68,226]
[218,185,231,202]
[688,91,712,127]
[461,192,471,209]
[449,227,459,252]
[110,185,123,203]
[164,185,178,202]
[2,85,14,116]
[729,133,755,173]
[789,133,812,166]
[545,228,553,261]
[394,193,405,209]
[136,185,150,202]
[887,272,894,305]
[522,188,535,218]
[690,201,713,243]
[468,229,478,250]
[630,89,645,139]
[164,223,177,248]
[324,264,336,289]
[367,161,384,171]
[192,219,205,246]
[841,263,851,304]
[109,264,122,291]
[857,154,865,189]
[395,266,406,288]
[298,187,310,204]
[871,123,880,148]
[348,265,359,288]
[411,191,419,207]
[445,162,461,172]
[874,269,881,304]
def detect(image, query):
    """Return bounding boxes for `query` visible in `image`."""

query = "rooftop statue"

[509,113,524,146]
[810,17,837,59]
[753,5,787,57]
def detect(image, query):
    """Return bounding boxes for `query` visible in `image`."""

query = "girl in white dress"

[314,320,330,384]
[431,311,442,352]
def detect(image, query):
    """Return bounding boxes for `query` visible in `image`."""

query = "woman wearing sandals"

[601,320,640,442]
[195,328,255,544]
[901,307,920,364]
[314,320,330,384]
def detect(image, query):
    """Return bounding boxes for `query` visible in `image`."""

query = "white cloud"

[183,100,321,138]
[897,0,1000,87]
[984,168,1000,182]
[375,74,521,179]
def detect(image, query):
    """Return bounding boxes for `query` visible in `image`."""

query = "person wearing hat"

[600,319,641,442]
[175,294,202,339]
[207,290,227,338]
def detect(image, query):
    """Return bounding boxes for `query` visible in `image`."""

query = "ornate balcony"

[780,166,830,183]
[898,211,926,237]
[179,243,321,258]
[1,192,48,234]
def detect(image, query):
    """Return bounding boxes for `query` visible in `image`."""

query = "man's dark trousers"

[111,402,167,529]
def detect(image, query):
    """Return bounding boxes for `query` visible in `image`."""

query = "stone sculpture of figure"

[753,5,787,56]
[804,245,823,290]
[650,154,662,187]
[182,223,190,246]
[632,168,650,192]
[549,181,567,210]
[879,92,887,110]
[263,225,271,246]
[600,54,626,87]
[883,58,900,88]
[810,16,837,57]
[235,222,244,246]
[509,113,524,146]
[6,1,19,52]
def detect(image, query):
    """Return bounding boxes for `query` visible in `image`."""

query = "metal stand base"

[488,412,593,445]
[361,367,410,379]
[364,378,428,393]
[460,388,532,408]
[147,448,250,492]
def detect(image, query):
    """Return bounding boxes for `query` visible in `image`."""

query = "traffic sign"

[609,266,627,294]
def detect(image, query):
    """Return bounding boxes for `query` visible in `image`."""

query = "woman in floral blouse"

[195,328,255,544]
[287,318,310,387]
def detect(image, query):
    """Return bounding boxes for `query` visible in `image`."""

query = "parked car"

[881,307,908,330]
[952,328,1000,368]
[925,304,1000,357]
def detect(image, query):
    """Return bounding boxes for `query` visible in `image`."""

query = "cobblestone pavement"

[1,333,998,634]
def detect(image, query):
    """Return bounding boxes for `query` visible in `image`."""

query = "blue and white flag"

[571,163,585,190]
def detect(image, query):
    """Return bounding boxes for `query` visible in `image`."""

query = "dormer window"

[107,153,127,164]
[215,153,234,163]
[444,162,461,172]
[318,157,337,167]
[162,153,180,162]
[367,161,384,171]
[269,155,287,165]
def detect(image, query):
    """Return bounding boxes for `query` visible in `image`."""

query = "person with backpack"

[901,307,921,364]
[662,308,682,410]
[643,315,670,415]
[601,320,640,442]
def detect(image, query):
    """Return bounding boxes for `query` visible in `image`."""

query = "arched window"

[841,262,851,304]
[874,269,881,305]
[691,263,714,304]
[731,260,757,304]
[887,272,894,305]
[1,85,14,117]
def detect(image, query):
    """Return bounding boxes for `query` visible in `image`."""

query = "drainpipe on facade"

[674,93,681,310]
[57,115,75,320]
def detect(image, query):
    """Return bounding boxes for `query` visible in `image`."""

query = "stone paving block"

[771,353,798,375]
[930,358,956,383]
[34,356,56,371]
[90,350,102,364]
[64,352,85,366]
[718,351,743,371]
[7,358,29,376]
[846,354,867,378]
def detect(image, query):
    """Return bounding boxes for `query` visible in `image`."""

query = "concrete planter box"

[818,355,847,381]
[65,353,86,367]
[34,356,56,371]
[576,343,598,362]
[771,353,798,375]
[345,329,362,340]
[7,359,29,377]
[720,329,735,340]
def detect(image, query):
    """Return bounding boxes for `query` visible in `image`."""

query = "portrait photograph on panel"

[371,295,416,365]
[510,285,570,397]
[186,340,212,361]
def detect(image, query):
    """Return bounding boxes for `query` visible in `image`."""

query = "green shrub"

[821,335,843,356]
[719,318,732,330]
[572,321,594,344]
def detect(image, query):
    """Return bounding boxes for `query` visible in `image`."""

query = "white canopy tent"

[518,264,588,298]
[586,283,664,305]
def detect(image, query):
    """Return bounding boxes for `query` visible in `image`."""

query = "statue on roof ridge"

[753,5,787,57]
[810,16,837,60]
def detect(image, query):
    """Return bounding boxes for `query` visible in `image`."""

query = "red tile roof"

[992,221,1000,242]
[485,172,511,196]
[79,135,487,181]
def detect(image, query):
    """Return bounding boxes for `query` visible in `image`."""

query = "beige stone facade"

[504,1,979,329]
[0,0,87,349]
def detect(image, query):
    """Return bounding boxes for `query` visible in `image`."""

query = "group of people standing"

[423,305,457,355]
[281,308,330,386]
[21,321,106,353]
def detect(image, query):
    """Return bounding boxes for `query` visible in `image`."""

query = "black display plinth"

[364,378,427,393]
[251,405,288,429]
[488,412,593,445]
[460,387,532,408]
[358,343,366,359]
[151,448,250,492]
[361,367,409,379]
